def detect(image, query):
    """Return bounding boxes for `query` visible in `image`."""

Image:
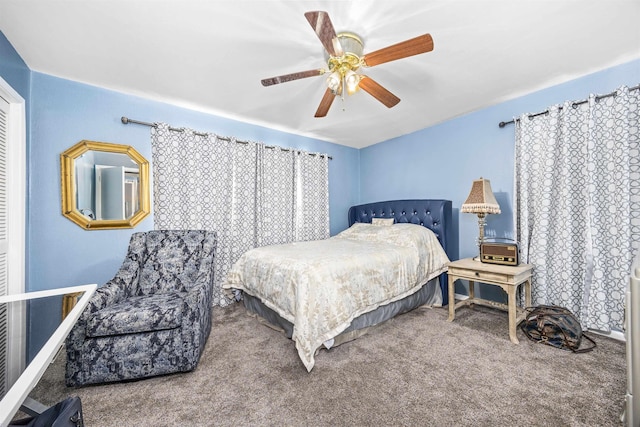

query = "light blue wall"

[25,73,358,354]
[29,72,359,293]
[0,30,30,101]
[360,58,640,299]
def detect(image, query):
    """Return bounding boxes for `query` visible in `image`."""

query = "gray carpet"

[25,302,625,426]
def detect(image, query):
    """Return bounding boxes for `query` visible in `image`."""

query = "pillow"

[372,218,394,226]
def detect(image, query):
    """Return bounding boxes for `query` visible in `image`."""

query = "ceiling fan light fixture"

[335,32,364,58]
[326,71,342,93]
[345,69,360,95]
[323,32,364,97]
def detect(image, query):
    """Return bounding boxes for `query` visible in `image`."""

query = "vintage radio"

[480,241,519,266]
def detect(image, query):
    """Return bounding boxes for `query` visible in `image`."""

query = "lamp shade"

[461,178,501,215]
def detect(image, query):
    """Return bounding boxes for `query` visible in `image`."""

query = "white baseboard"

[589,328,625,342]
[452,293,626,342]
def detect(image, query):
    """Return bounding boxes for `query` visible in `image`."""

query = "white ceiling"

[1,1,639,149]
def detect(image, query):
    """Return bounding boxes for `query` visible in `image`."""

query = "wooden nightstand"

[447,258,533,344]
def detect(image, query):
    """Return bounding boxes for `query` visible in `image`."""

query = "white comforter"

[224,222,450,371]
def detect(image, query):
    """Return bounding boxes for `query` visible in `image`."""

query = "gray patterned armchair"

[65,230,216,386]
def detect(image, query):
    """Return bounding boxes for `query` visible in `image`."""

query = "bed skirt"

[242,276,441,350]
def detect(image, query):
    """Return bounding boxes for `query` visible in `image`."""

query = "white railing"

[0,284,97,426]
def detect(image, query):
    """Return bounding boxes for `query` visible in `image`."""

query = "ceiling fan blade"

[362,34,434,67]
[358,77,400,108]
[304,11,344,57]
[315,88,335,117]
[261,69,324,86]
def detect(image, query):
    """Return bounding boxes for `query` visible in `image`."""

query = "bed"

[224,199,453,371]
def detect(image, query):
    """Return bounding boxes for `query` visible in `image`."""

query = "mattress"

[225,222,449,371]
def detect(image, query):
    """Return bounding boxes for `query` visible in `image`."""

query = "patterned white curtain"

[256,146,295,247]
[151,123,330,307]
[295,152,330,241]
[515,85,640,332]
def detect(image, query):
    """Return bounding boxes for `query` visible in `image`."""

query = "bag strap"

[573,332,597,353]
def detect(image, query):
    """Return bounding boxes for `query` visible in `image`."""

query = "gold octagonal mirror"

[61,140,150,230]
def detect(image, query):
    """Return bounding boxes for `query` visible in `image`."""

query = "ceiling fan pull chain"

[341,76,347,111]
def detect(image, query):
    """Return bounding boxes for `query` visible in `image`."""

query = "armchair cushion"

[86,292,184,338]
[137,231,207,295]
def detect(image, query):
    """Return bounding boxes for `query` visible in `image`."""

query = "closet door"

[0,82,26,396]
[0,95,10,395]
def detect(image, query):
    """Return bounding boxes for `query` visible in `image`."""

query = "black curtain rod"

[498,84,640,128]
[122,116,233,139]
[120,116,332,160]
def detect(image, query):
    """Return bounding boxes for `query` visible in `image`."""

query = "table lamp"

[461,177,501,260]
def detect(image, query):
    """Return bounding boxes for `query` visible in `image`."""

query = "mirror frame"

[60,140,150,230]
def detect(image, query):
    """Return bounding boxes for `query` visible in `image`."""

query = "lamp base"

[475,213,487,263]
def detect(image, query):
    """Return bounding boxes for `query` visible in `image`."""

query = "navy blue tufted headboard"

[348,199,452,306]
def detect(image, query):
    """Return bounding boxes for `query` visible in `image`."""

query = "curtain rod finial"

[121,116,129,124]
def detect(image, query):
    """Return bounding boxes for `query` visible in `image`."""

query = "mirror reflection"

[61,140,150,230]
[75,151,140,220]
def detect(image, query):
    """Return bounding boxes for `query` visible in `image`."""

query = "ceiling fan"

[261,11,434,118]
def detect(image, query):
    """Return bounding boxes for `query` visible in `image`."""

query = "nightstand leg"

[508,287,519,344]
[468,280,475,306]
[524,279,532,307]
[448,275,455,321]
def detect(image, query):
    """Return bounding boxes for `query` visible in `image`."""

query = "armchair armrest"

[180,266,214,370]
[88,257,142,311]
[181,233,216,321]
[183,268,214,321]
[67,258,140,344]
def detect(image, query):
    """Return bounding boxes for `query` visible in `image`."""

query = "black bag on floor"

[520,305,596,353]
[10,396,83,427]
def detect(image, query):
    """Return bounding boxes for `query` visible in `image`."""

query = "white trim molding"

[0,75,27,395]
